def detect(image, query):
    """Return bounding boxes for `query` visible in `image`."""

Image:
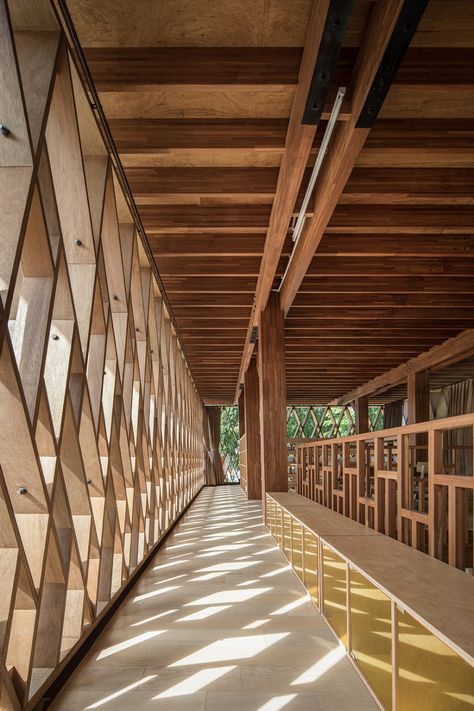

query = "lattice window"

[220,406,240,482]
[286,405,384,439]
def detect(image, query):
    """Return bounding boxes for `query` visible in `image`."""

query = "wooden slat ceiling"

[66,0,474,405]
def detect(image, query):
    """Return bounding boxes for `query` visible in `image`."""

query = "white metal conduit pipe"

[278,86,346,291]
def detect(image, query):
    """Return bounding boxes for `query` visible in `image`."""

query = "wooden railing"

[296,414,474,573]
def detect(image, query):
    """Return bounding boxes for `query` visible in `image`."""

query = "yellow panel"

[322,544,347,647]
[282,510,291,560]
[292,518,303,581]
[397,610,474,711]
[350,568,392,711]
[303,529,318,605]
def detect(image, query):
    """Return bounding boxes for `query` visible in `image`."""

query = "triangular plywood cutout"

[14,29,60,154]
[43,254,74,438]
[83,155,108,247]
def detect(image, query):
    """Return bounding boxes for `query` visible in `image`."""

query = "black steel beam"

[302,0,356,125]
[356,0,430,128]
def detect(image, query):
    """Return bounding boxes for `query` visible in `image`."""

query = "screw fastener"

[17,486,27,495]
[0,124,10,137]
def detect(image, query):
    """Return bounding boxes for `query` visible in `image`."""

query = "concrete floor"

[50,486,378,711]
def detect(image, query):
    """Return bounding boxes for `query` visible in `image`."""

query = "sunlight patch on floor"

[291,645,346,685]
[85,675,156,708]
[256,694,297,711]
[97,631,165,660]
[271,595,310,616]
[170,633,289,666]
[185,588,272,605]
[177,605,231,622]
[130,609,177,627]
[154,666,236,698]
[133,585,180,602]
[242,618,270,629]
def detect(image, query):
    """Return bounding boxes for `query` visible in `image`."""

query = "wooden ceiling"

[65,0,474,405]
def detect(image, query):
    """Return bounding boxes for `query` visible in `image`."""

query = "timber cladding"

[0,3,206,708]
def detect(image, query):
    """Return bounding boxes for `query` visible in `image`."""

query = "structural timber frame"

[0,3,206,708]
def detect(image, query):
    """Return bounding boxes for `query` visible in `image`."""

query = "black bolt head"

[0,124,10,137]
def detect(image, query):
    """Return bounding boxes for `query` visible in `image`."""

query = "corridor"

[51,487,378,711]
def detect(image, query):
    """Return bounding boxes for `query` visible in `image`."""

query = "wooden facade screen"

[0,5,206,708]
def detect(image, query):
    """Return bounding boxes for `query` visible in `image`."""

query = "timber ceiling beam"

[329,329,474,406]
[234,0,356,401]
[279,0,430,315]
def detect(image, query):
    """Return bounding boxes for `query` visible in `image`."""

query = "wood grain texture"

[258,292,287,494]
[244,358,262,500]
[0,17,208,709]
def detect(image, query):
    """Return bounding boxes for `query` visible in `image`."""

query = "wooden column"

[238,388,245,439]
[258,291,287,494]
[407,371,430,424]
[244,358,262,499]
[354,395,369,433]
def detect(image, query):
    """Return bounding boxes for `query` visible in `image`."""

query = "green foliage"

[219,406,240,482]
[219,404,385,483]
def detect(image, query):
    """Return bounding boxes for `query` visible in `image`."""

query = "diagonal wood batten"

[0,3,207,708]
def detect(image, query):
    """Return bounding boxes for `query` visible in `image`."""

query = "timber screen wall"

[0,6,206,708]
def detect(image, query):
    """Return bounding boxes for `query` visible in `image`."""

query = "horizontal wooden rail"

[266,492,474,711]
[296,414,474,572]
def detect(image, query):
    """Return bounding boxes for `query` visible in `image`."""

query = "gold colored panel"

[303,529,318,605]
[398,610,474,711]
[292,518,303,581]
[322,544,347,647]
[350,568,392,711]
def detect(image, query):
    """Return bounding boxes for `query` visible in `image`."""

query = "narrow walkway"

[51,487,378,711]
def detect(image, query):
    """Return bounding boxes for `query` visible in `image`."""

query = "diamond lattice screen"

[0,8,206,709]
[286,405,384,439]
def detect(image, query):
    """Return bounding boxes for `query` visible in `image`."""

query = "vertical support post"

[238,388,245,439]
[258,291,288,496]
[354,395,369,433]
[244,357,262,499]
[407,371,430,521]
[407,371,429,425]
